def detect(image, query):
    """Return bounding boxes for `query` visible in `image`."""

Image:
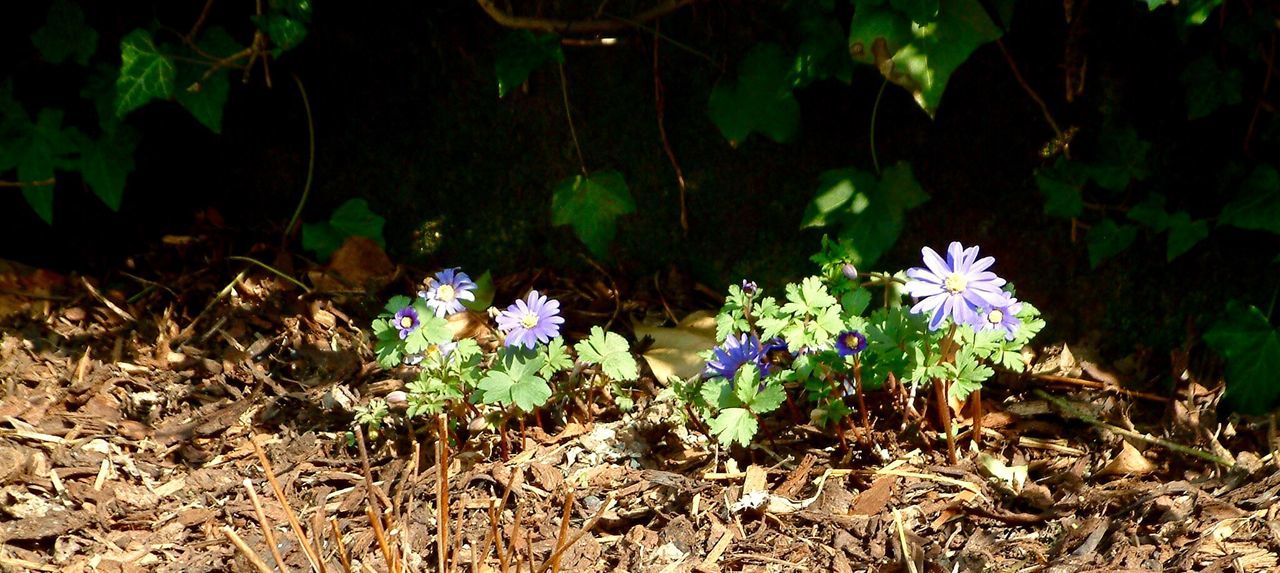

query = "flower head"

[977,293,1023,341]
[758,337,790,374]
[740,280,758,296]
[420,268,477,318]
[394,307,420,340]
[904,241,1007,331]
[496,290,564,349]
[835,330,867,357]
[706,333,763,379]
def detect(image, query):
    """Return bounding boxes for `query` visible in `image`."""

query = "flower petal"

[922,247,952,279]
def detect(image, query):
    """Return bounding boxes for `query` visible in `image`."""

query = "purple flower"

[496,290,564,349]
[758,337,790,375]
[835,331,867,357]
[394,307,420,340]
[740,280,758,296]
[420,268,477,318]
[904,241,1008,331]
[706,333,762,379]
[977,293,1023,341]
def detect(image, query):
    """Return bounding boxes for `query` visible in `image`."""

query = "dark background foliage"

[2,0,1278,360]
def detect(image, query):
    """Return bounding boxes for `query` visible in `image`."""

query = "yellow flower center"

[943,273,968,294]
[520,313,539,329]
[400,316,415,329]
[986,309,1004,324]
[436,284,456,302]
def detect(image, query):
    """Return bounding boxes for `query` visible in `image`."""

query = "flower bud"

[842,263,858,281]
[385,391,408,409]
[740,280,758,296]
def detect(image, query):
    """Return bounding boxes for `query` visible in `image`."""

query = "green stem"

[1033,389,1234,467]
[869,77,889,176]
[227,255,312,292]
[282,73,316,247]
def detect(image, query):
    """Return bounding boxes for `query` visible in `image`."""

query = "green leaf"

[700,377,739,409]
[801,162,928,266]
[31,0,98,66]
[550,170,635,258]
[253,14,308,54]
[1204,300,1280,415]
[175,65,231,133]
[1035,158,1086,219]
[403,314,452,355]
[115,29,176,118]
[1127,193,1169,232]
[1183,0,1224,26]
[1085,219,1137,268]
[781,277,838,317]
[708,43,800,145]
[1181,56,1242,120]
[384,295,412,315]
[749,381,787,414]
[575,326,638,381]
[1165,212,1208,261]
[477,349,551,412]
[461,270,496,311]
[10,109,81,224]
[842,288,873,317]
[891,0,940,24]
[538,337,574,378]
[77,126,138,211]
[793,12,853,88]
[1087,127,1149,192]
[371,319,404,368]
[1220,165,1280,235]
[850,0,1011,114]
[302,198,386,260]
[495,31,563,98]
[708,408,757,446]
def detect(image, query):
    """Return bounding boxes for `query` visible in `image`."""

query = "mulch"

[1,235,1278,573]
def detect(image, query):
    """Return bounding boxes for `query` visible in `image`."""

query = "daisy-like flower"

[976,293,1023,341]
[904,241,1008,331]
[394,307,420,340]
[419,268,477,318]
[706,333,763,379]
[496,290,564,349]
[835,330,867,357]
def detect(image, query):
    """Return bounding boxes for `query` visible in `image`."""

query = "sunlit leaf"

[801,161,928,266]
[115,29,175,118]
[575,326,638,382]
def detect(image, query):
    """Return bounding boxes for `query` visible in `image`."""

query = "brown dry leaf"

[1098,441,1157,477]
[311,236,394,292]
[633,311,717,384]
[850,474,897,516]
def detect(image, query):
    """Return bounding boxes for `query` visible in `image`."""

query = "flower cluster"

[904,241,1023,339]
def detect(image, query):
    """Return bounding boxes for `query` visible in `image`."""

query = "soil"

[2,233,1278,573]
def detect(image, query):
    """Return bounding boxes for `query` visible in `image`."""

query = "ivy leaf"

[849,0,1011,114]
[1220,165,1280,235]
[575,326,638,381]
[31,0,98,66]
[891,0,940,23]
[302,198,386,260]
[495,31,563,98]
[550,170,635,258]
[801,162,928,266]
[793,10,853,88]
[10,109,81,224]
[708,408,757,446]
[77,126,138,211]
[538,338,574,378]
[1035,157,1086,219]
[253,14,308,55]
[115,29,176,118]
[708,43,800,145]
[1087,127,1149,192]
[1204,300,1280,415]
[1086,218,1137,268]
[477,349,551,412]
[175,28,241,133]
[1181,56,1242,119]
[1127,193,1169,232]
[1165,212,1208,261]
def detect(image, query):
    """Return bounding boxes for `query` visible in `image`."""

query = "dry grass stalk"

[252,436,324,573]
[223,526,276,573]
[329,518,352,573]
[366,506,398,573]
[546,491,575,573]
[243,477,289,572]
[438,413,450,573]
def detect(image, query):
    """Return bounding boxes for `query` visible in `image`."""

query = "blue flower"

[496,290,564,349]
[904,241,1008,331]
[420,268,477,318]
[393,307,420,340]
[706,333,762,379]
[835,331,867,357]
[977,293,1023,341]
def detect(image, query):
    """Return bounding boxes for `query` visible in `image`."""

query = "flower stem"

[558,62,588,176]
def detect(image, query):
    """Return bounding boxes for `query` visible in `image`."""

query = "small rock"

[63,307,86,321]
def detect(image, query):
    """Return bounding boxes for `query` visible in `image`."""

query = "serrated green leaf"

[1181,56,1242,119]
[750,381,787,414]
[31,0,98,66]
[478,350,550,411]
[1127,193,1169,231]
[495,31,563,97]
[550,170,635,258]
[708,408,757,446]
[1086,219,1137,268]
[709,43,800,145]
[842,288,873,317]
[538,337,574,378]
[77,126,138,211]
[1204,300,1280,415]
[115,29,175,118]
[1220,165,1280,235]
[850,0,1011,114]
[575,326,638,381]
[700,377,738,409]
[781,277,838,316]
[1165,212,1208,261]
[384,295,412,314]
